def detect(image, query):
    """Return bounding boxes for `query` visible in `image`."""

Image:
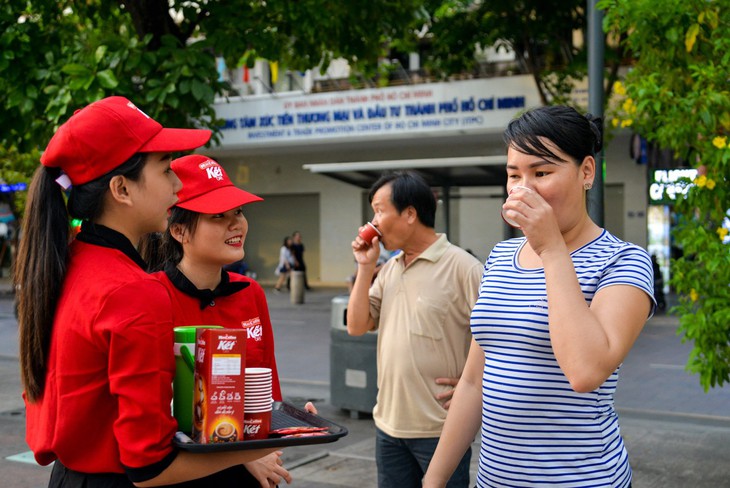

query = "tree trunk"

[119,0,184,47]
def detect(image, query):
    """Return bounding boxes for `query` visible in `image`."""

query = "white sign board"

[214,76,542,148]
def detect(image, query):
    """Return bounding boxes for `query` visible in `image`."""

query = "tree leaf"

[61,63,91,76]
[685,23,699,53]
[191,79,207,101]
[95,45,108,64]
[96,69,118,89]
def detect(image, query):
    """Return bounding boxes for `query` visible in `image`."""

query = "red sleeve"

[96,279,177,470]
[252,282,282,401]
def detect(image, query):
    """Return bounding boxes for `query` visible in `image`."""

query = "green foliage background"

[1,0,594,211]
[0,0,423,214]
[602,0,730,389]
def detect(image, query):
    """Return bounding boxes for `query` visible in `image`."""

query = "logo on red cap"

[171,154,262,213]
[198,159,224,181]
[127,101,151,119]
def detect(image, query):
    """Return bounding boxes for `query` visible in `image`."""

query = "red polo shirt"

[154,266,282,401]
[24,224,178,481]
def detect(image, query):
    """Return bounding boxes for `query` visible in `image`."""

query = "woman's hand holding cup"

[501,186,532,229]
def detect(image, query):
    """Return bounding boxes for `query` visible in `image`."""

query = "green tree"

[0,0,424,170]
[0,0,425,230]
[2,1,630,196]
[601,0,730,390]
[406,0,604,105]
[3,2,224,149]
[0,0,426,275]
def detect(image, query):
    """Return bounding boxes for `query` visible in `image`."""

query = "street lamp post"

[587,0,605,227]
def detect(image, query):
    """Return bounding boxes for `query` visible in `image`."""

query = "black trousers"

[49,462,132,488]
[49,460,258,488]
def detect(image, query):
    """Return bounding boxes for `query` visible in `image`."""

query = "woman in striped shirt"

[424,105,655,488]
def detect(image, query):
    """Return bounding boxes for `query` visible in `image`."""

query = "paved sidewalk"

[1,284,729,487]
[259,288,730,488]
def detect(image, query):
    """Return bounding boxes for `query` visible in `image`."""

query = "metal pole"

[587,0,605,226]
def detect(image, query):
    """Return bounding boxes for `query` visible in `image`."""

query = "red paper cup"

[245,391,272,399]
[245,404,272,412]
[245,404,272,411]
[246,367,272,376]
[245,388,271,394]
[246,393,270,399]
[358,222,382,243]
[245,393,272,399]
[243,396,271,409]
[245,388,271,395]
[243,410,272,440]
[245,400,269,406]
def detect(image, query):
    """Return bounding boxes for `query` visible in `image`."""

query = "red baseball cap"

[41,96,212,185]
[172,155,263,214]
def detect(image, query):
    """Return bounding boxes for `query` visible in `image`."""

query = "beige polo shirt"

[369,233,483,438]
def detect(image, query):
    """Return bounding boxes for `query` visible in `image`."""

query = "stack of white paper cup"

[243,367,273,440]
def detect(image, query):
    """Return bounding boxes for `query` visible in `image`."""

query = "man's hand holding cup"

[352,222,382,266]
[358,222,382,244]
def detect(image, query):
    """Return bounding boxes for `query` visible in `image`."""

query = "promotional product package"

[192,328,247,443]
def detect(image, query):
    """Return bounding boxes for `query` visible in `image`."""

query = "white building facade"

[206,74,649,286]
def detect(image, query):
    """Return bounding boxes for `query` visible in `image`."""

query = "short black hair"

[503,105,603,164]
[369,170,436,228]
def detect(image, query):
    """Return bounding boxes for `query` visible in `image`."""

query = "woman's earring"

[584,182,593,190]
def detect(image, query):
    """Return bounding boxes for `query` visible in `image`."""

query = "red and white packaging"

[192,328,246,444]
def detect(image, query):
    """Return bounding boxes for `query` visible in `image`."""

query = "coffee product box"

[192,328,246,443]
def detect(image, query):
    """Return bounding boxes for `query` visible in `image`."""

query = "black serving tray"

[173,401,348,452]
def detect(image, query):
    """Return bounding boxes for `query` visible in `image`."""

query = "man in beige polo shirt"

[347,170,483,488]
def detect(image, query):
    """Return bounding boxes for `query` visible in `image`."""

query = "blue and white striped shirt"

[471,230,654,487]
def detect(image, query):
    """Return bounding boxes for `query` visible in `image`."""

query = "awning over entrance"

[303,155,507,189]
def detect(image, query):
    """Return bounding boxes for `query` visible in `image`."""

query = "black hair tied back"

[584,113,604,154]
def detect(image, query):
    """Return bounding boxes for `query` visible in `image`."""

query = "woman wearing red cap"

[143,154,305,487]
[16,97,276,488]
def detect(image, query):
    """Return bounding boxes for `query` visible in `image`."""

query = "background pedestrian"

[347,170,483,488]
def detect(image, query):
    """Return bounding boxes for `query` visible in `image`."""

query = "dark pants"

[49,460,258,488]
[49,462,132,488]
[375,427,471,488]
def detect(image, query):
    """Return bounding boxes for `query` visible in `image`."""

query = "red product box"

[192,328,246,443]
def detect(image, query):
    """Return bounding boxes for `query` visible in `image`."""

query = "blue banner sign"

[0,183,27,193]
[214,77,542,148]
